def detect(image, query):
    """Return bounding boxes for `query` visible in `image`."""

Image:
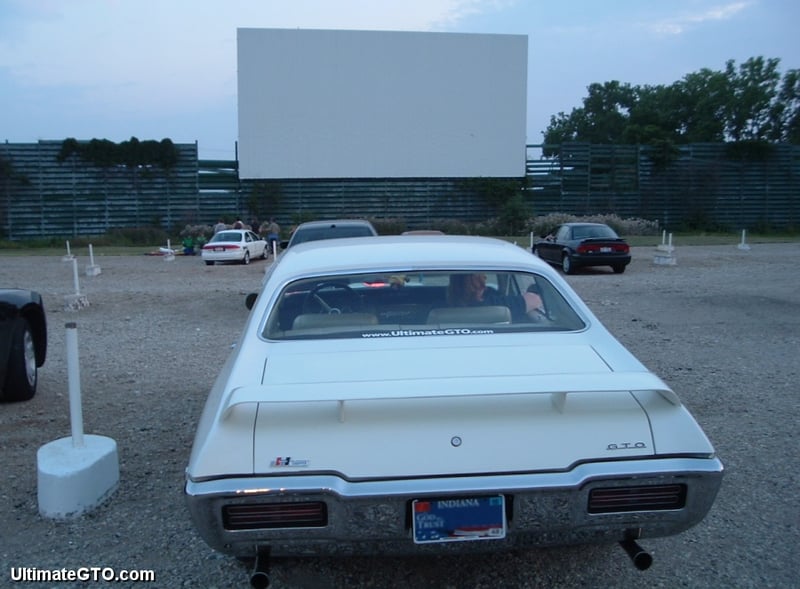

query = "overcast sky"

[1,0,797,159]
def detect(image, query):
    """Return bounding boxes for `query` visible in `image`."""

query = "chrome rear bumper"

[185,457,723,557]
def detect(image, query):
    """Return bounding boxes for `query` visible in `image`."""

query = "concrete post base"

[653,253,677,265]
[653,244,677,265]
[63,294,90,311]
[37,434,119,519]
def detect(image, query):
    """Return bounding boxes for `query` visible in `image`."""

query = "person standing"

[266,218,281,253]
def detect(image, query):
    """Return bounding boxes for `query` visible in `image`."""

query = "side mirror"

[245,292,258,310]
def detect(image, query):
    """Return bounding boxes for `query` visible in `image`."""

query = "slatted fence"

[2,140,798,240]
[527,143,799,229]
[1,141,200,240]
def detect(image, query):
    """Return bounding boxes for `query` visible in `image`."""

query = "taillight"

[204,244,241,251]
[588,484,687,514]
[222,502,328,530]
[576,243,629,254]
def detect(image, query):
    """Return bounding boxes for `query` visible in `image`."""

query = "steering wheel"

[303,282,360,314]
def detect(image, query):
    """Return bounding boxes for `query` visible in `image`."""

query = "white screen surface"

[237,28,527,179]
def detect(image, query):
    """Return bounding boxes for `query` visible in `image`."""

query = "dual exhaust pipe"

[620,537,653,570]
[250,549,271,589]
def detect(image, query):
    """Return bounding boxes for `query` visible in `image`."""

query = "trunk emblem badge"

[451,436,462,447]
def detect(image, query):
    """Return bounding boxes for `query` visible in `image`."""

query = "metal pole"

[65,322,85,448]
[71,258,80,295]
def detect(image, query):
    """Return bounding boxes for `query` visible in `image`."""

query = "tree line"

[542,56,799,156]
[56,137,179,170]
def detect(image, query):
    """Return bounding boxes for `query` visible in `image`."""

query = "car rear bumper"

[571,253,631,268]
[185,457,723,557]
[201,251,245,262]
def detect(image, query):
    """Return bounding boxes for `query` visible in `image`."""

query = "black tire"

[562,254,575,275]
[612,264,626,274]
[205,260,214,266]
[2,318,37,402]
[243,251,251,265]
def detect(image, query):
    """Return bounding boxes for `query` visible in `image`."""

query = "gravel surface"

[1,242,798,588]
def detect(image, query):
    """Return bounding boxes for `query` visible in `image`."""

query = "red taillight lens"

[576,243,629,254]
[204,244,241,251]
[222,502,328,530]
[588,485,687,514]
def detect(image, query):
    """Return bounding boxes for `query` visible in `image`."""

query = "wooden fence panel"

[1,140,199,240]
[528,143,799,229]
[250,178,497,228]
[2,140,798,240]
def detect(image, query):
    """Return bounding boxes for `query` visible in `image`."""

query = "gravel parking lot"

[1,242,798,588]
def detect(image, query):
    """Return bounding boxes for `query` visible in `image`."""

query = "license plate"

[412,495,506,544]
[214,247,225,252]
[600,247,612,253]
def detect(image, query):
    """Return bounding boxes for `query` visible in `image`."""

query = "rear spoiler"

[221,371,678,421]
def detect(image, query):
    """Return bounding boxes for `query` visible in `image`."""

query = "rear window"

[264,270,585,340]
[211,231,242,243]
[572,225,618,239]
[288,225,376,246]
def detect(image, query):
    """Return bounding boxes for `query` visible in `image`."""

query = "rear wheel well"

[21,306,47,366]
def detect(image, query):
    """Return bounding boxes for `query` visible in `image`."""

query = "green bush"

[527,213,661,237]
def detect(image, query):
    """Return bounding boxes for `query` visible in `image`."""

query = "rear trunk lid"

[236,343,669,479]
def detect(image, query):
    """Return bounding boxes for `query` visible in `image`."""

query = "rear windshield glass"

[289,225,375,246]
[211,231,242,243]
[264,270,585,340]
[571,225,618,239]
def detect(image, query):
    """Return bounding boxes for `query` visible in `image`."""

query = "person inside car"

[447,273,543,320]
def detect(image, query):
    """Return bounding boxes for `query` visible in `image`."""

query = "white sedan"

[185,235,722,586]
[201,229,267,265]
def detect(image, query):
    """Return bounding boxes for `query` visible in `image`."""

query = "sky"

[1,0,798,160]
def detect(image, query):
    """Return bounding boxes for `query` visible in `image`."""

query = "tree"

[724,57,782,142]
[580,81,637,143]
[672,69,731,142]
[775,69,800,143]
[543,109,584,146]
[542,56,799,150]
[544,81,636,147]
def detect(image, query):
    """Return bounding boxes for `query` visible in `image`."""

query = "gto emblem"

[606,442,647,450]
[451,436,462,447]
[272,456,310,467]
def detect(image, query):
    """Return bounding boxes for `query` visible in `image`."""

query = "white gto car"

[186,235,722,585]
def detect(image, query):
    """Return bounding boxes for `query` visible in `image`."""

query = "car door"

[537,225,565,262]
[249,231,265,257]
[555,225,573,254]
